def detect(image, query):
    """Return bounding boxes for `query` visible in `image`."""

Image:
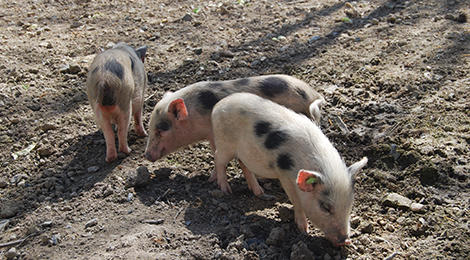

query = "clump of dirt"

[0,0,469,259]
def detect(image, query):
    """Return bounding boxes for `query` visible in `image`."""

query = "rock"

[87,166,99,173]
[360,223,374,234]
[309,36,322,43]
[182,14,193,21]
[68,63,81,74]
[10,174,28,184]
[5,247,20,259]
[371,18,380,25]
[0,203,19,218]
[219,202,228,210]
[85,218,98,228]
[383,193,413,209]
[266,227,285,246]
[211,189,225,199]
[38,147,55,157]
[290,241,315,260]
[70,21,82,28]
[153,168,172,179]
[124,167,151,188]
[105,42,115,49]
[410,202,424,212]
[39,123,57,132]
[444,14,455,21]
[0,219,9,232]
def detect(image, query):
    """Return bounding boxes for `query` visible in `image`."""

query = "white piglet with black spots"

[211,93,367,246]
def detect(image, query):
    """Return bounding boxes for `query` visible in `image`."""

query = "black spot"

[254,121,271,137]
[98,82,115,106]
[156,119,172,132]
[233,78,250,88]
[129,55,135,71]
[104,60,124,80]
[295,88,308,100]
[198,90,221,110]
[208,82,230,95]
[259,77,289,97]
[264,130,288,150]
[277,154,294,170]
[208,82,224,89]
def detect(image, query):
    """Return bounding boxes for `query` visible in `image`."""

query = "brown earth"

[0,0,469,259]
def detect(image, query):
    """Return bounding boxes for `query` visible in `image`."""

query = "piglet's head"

[144,97,189,162]
[296,157,368,247]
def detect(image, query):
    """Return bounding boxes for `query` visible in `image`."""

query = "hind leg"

[133,107,147,137]
[238,159,264,197]
[116,114,131,156]
[101,118,118,162]
[214,148,236,195]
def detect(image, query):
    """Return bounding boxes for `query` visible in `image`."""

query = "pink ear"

[297,170,322,192]
[168,98,188,120]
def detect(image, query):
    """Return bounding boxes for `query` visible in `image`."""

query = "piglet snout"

[144,152,156,162]
[332,237,351,247]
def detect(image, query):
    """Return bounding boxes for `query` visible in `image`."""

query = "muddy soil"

[0,0,469,259]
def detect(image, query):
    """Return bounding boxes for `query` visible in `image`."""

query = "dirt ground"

[0,0,469,259]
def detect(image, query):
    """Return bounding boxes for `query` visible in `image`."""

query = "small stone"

[266,227,285,246]
[309,35,322,43]
[385,223,395,232]
[444,14,455,20]
[70,21,82,28]
[5,247,20,259]
[351,216,361,225]
[182,14,193,21]
[85,218,98,228]
[105,42,115,49]
[211,189,225,199]
[383,193,412,209]
[59,65,70,74]
[259,194,275,201]
[291,240,315,260]
[219,202,228,210]
[193,48,203,55]
[410,202,424,212]
[372,18,380,25]
[360,223,374,234]
[68,63,81,74]
[0,203,19,218]
[0,178,7,188]
[124,167,151,188]
[127,193,134,202]
[88,166,99,173]
[0,219,9,232]
[42,221,53,227]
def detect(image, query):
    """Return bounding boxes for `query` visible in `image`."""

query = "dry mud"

[0,0,469,259]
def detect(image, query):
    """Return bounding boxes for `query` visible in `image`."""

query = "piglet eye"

[320,201,332,214]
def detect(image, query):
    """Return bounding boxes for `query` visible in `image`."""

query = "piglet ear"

[135,46,148,63]
[348,157,368,179]
[297,170,323,192]
[168,98,188,120]
[309,98,323,125]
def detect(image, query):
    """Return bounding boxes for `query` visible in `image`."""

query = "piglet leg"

[116,113,131,156]
[133,108,147,137]
[279,177,309,234]
[238,159,264,197]
[101,117,118,163]
[214,149,234,195]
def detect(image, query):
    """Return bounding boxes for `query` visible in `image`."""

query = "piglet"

[144,75,324,182]
[211,93,367,246]
[86,42,148,162]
